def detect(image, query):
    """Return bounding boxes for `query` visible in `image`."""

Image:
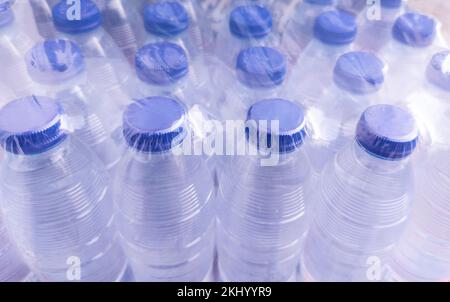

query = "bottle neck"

[3,135,70,170]
[352,139,410,173]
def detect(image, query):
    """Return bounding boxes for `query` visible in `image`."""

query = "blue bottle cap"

[0,96,67,155]
[305,0,334,5]
[426,51,450,92]
[381,0,403,8]
[333,51,385,94]
[229,4,272,39]
[26,39,85,84]
[123,96,187,153]
[246,98,308,153]
[143,1,189,37]
[313,10,357,45]
[135,42,189,86]
[392,12,436,48]
[0,0,13,28]
[236,46,286,89]
[355,104,418,160]
[52,0,102,34]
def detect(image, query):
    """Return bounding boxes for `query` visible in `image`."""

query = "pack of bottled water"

[0,0,449,282]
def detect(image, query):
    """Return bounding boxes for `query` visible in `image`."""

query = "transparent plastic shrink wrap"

[113,96,216,281]
[0,0,36,96]
[0,96,132,281]
[386,51,450,281]
[217,98,315,281]
[25,38,126,171]
[50,0,132,91]
[379,11,447,102]
[304,51,388,179]
[285,9,358,102]
[301,104,419,281]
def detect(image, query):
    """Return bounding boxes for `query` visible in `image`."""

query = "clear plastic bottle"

[138,1,205,61]
[286,9,358,101]
[380,12,440,101]
[306,51,387,178]
[0,96,129,281]
[213,46,287,122]
[217,98,312,282]
[301,104,419,281]
[387,51,450,282]
[214,3,278,69]
[282,0,337,66]
[51,0,131,89]
[114,96,215,281]
[25,39,122,170]
[401,51,450,150]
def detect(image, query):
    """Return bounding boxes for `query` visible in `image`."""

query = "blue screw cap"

[123,96,187,153]
[143,1,189,37]
[333,51,385,94]
[236,46,286,89]
[52,0,102,34]
[392,12,436,48]
[0,96,67,155]
[229,4,272,39]
[135,42,189,86]
[313,10,357,45]
[355,104,418,160]
[246,98,308,153]
[26,39,85,84]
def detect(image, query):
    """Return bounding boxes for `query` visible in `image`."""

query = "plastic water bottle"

[0,96,129,281]
[306,51,387,177]
[51,0,131,89]
[380,12,439,101]
[215,4,277,69]
[29,0,58,39]
[139,1,205,60]
[355,0,407,53]
[286,9,358,101]
[388,147,450,282]
[301,104,418,281]
[282,0,337,66]
[114,96,215,281]
[401,51,450,150]
[0,213,31,282]
[25,39,122,170]
[217,98,312,282]
[213,46,287,122]
[0,0,35,96]
[387,53,450,281]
